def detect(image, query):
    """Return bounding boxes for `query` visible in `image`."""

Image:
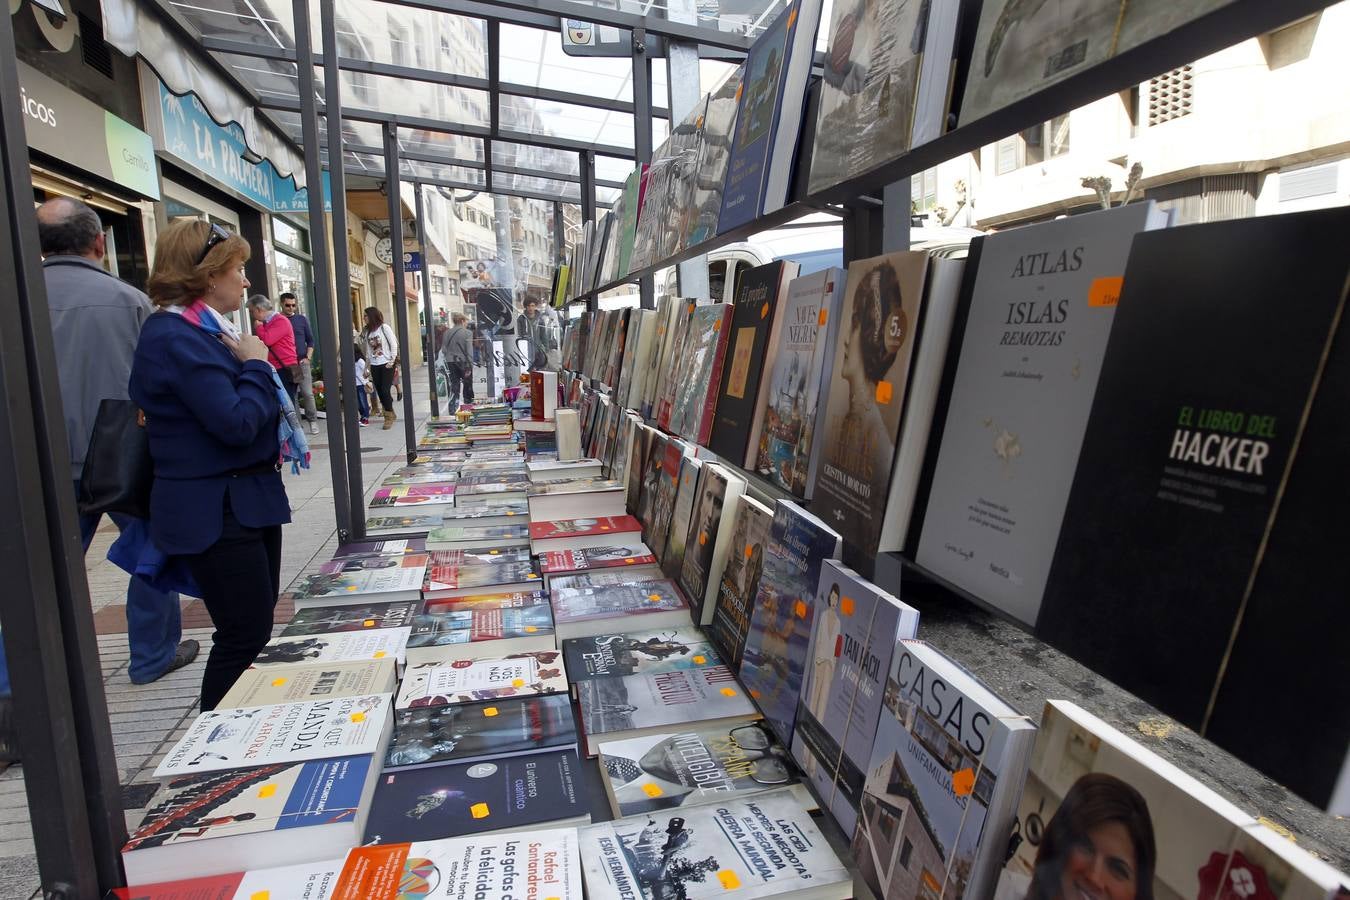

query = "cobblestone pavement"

[0,374,436,898]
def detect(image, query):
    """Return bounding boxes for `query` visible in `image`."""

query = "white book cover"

[916,203,1170,624]
[153,694,393,778]
[334,829,582,899]
[396,652,569,709]
[250,629,410,668]
[121,858,345,899]
[579,789,852,899]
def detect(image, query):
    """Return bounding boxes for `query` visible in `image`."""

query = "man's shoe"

[130,639,200,685]
[0,697,19,765]
[309,422,319,435]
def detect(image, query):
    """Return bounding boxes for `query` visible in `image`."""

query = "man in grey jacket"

[440,311,475,408]
[36,199,198,684]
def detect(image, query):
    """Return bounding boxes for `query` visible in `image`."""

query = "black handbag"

[77,398,153,520]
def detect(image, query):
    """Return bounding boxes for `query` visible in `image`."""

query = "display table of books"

[112,393,1348,899]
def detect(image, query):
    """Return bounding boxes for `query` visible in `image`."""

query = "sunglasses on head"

[197,222,232,265]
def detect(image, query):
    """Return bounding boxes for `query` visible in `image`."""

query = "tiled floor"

[0,376,437,898]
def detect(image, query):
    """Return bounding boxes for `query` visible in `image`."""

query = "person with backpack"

[440,312,475,408]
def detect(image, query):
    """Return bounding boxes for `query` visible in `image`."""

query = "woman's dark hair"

[850,260,904,384]
[364,306,384,329]
[1026,773,1156,900]
[354,341,367,363]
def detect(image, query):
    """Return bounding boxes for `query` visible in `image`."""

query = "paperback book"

[423,546,530,567]
[541,545,659,575]
[368,484,456,508]
[117,859,344,900]
[332,538,426,557]
[285,554,428,608]
[279,600,422,636]
[425,522,529,549]
[405,602,555,665]
[384,695,577,770]
[421,559,543,600]
[396,652,568,709]
[739,500,842,746]
[364,514,444,536]
[685,66,743,247]
[363,750,588,843]
[153,695,393,778]
[219,659,396,709]
[549,580,690,641]
[705,494,774,668]
[666,303,734,446]
[677,463,747,625]
[562,628,721,681]
[659,454,702,579]
[249,629,410,668]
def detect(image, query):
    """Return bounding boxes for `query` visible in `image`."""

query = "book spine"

[694,309,734,446]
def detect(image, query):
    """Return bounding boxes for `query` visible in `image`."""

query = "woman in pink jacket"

[247,294,299,405]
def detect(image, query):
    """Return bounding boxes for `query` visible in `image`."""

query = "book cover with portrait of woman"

[811,250,929,555]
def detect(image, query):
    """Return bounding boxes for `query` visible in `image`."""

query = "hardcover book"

[123,758,374,884]
[791,559,919,834]
[153,695,393,778]
[384,695,577,770]
[1036,208,1350,814]
[117,859,344,900]
[738,500,842,747]
[854,640,1036,900]
[530,515,642,549]
[562,629,721,682]
[629,97,708,271]
[249,630,410,668]
[810,250,929,556]
[666,303,734,446]
[597,720,812,818]
[333,830,581,900]
[684,66,742,248]
[421,590,548,614]
[363,750,588,844]
[652,301,699,431]
[638,296,679,420]
[396,652,568,710]
[614,309,655,412]
[708,261,800,464]
[546,571,668,592]
[705,495,774,668]
[579,790,852,900]
[718,0,823,227]
[575,665,758,757]
[279,600,423,636]
[994,701,1350,900]
[404,602,555,665]
[285,554,428,608]
[752,266,847,496]
[659,454,702,580]
[915,203,1170,626]
[677,463,747,625]
[219,659,396,709]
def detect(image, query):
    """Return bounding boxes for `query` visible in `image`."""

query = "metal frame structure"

[0,0,1338,891]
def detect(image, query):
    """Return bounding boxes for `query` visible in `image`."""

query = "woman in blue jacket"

[130,220,291,710]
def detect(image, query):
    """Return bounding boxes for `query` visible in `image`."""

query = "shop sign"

[17,61,160,200]
[151,80,331,214]
[403,251,422,271]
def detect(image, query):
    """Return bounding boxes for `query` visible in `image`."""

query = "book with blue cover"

[791,559,919,834]
[737,500,841,746]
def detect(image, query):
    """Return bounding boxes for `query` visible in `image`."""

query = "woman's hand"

[222,332,270,364]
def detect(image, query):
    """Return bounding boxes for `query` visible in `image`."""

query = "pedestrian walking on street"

[281,292,320,435]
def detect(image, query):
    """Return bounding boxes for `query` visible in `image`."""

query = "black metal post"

[319,0,367,539]
[415,182,440,419]
[0,11,124,896]
[579,150,597,311]
[385,124,419,462]
[553,200,565,268]
[294,0,355,540]
[632,26,656,310]
[841,199,884,267]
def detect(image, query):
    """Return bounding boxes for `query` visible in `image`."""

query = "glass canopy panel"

[552,0,783,39]
[403,159,487,187]
[594,155,635,184]
[492,141,580,182]
[499,95,635,150]
[330,0,487,72]
[344,150,385,174]
[498,23,632,103]
[314,68,490,125]
[497,172,579,200]
[400,131,485,166]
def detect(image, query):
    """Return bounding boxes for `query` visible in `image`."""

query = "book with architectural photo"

[667,303,734,446]
[705,494,774,669]
[684,65,743,248]
[677,463,747,625]
[659,454,702,580]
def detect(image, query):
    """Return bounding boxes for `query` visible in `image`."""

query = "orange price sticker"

[483,707,499,717]
[257,784,277,799]
[698,531,709,546]
[270,678,287,687]
[712,318,722,331]
[794,600,808,618]
[840,596,856,616]
[875,380,894,404]
[1088,275,1124,307]
[744,544,754,559]
[625,558,636,565]
[363,619,376,627]
[470,802,491,819]
[692,655,707,664]
[525,626,538,633]
[760,302,770,319]
[817,308,828,326]
[952,768,976,797]
[648,593,662,602]
[641,783,664,798]
[717,870,742,890]
[511,679,525,688]
[720,687,738,697]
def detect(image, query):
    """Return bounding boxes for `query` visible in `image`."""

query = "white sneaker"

[308,422,320,435]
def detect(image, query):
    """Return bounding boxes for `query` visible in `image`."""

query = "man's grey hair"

[451,312,467,324]
[246,294,275,312]
[36,197,103,256]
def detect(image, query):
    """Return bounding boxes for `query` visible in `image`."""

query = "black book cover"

[364,749,585,843]
[707,261,797,463]
[384,695,577,770]
[1037,209,1350,777]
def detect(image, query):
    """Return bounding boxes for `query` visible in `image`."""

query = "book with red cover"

[669,302,735,446]
[528,515,642,541]
[424,590,549,614]
[540,545,657,574]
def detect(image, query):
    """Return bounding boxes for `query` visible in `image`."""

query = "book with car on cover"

[404,602,556,665]
[116,859,345,900]
[915,202,1171,627]
[739,500,842,747]
[705,494,774,669]
[248,629,410,668]
[791,559,919,835]
[279,599,423,636]
[285,554,429,608]
[854,640,1036,900]
[384,694,577,771]
[752,266,847,496]
[396,652,568,710]
[332,830,582,900]
[809,250,929,556]
[576,665,758,757]
[562,629,720,682]
[579,789,852,900]
[153,694,394,778]
[597,721,813,818]
[549,580,691,641]
[708,260,801,465]
[122,758,376,884]
[676,463,747,625]
[219,659,397,709]
[363,750,589,844]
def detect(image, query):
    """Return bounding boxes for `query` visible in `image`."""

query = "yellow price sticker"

[374,651,387,658]
[717,870,742,889]
[270,678,287,687]
[470,802,491,819]
[351,712,365,723]
[257,784,278,799]
[363,619,376,627]
[693,655,707,664]
[512,679,525,688]
[346,585,358,591]
[483,706,499,717]
[642,783,664,797]
[525,626,538,633]
[250,892,271,900]
[490,549,500,555]
[720,687,738,697]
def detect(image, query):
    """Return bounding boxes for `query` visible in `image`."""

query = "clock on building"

[374,236,394,264]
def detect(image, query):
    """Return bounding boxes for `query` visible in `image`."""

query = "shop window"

[899,837,913,869]
[995,115,1071,173]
